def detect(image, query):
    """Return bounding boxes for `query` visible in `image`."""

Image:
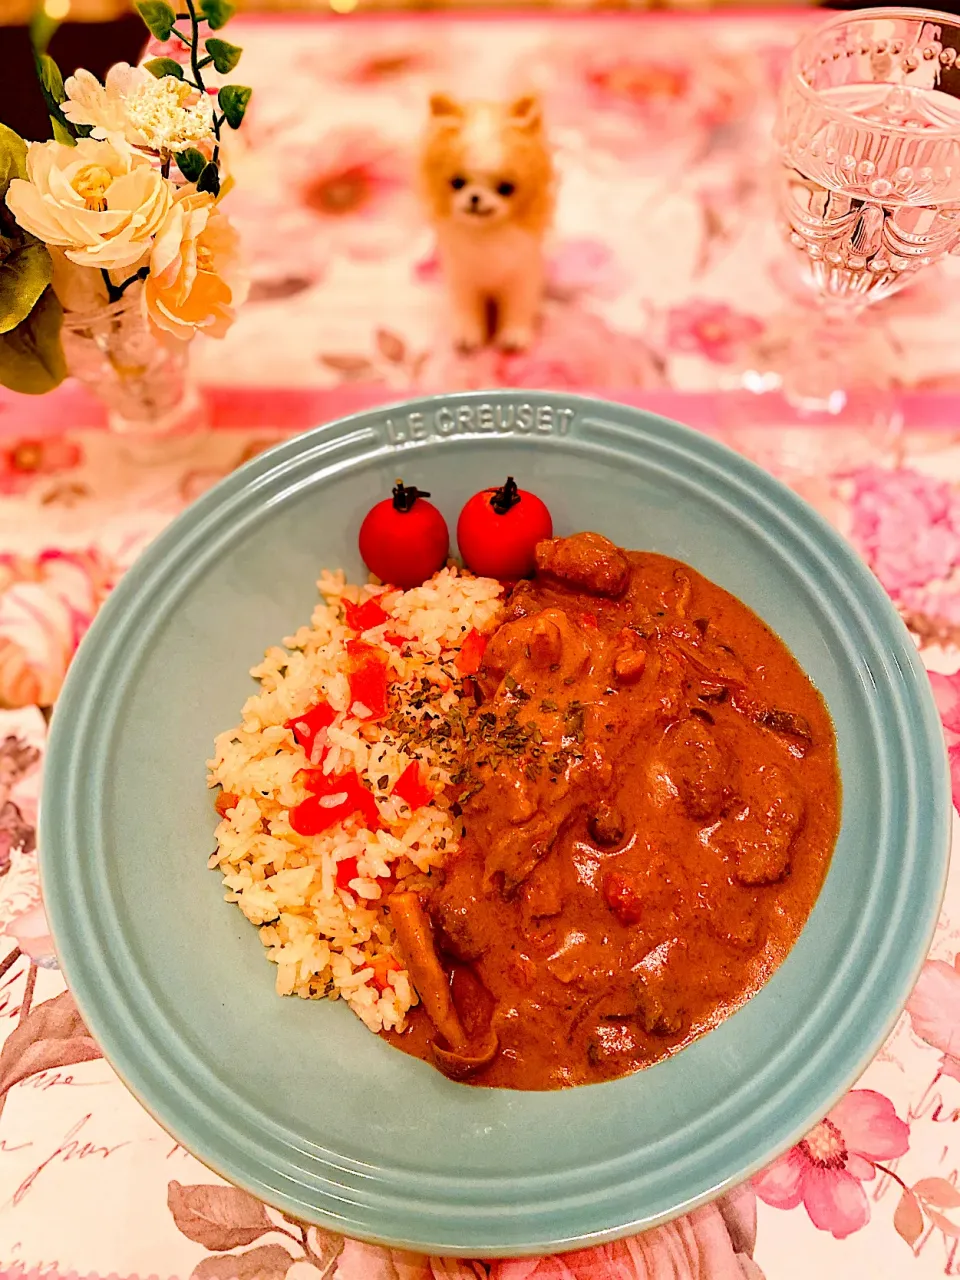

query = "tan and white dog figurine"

[420,92,554,354]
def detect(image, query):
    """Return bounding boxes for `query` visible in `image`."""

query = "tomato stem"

[490,476,521,516]
[392,480,431,513]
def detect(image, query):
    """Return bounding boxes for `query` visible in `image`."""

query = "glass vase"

[59,286,205,456]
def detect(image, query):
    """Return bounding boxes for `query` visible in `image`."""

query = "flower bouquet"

[0,0,250,435]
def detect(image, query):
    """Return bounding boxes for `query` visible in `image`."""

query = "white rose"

[5,136,172,271]
[63,63,215,156]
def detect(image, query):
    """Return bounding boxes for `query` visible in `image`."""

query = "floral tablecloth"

[3,10,960,1280]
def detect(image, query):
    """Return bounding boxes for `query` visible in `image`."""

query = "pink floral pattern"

[533,36,762,157]
[929,670,960,813]
[907,955,960,1078]
[753,1091,910,1239]
[846,467,960,633]
[294,128,417,260]
[0,439,83,495]
[0,549,113,708]
[488,1194,758,1277]
[666,301,764,365]
[4,902,56,969]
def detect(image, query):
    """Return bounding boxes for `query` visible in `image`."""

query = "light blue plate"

[40,392,949,1256]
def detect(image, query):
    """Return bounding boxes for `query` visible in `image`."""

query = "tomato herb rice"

[206,567,503,1033]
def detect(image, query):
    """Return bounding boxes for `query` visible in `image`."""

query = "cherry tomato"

[456,477,552,580]
[359,481,449,589]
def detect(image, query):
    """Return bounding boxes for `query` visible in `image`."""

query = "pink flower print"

[334,1241,484,1279]
[906,955,960,1080]
[585,55,691,115]
[0,548,113,707]
[753,1089,910,1238]
[4,902,56,969]
[666,300,764,365]
[928,670,960,813]
[491,1197,759,1277]
[0,438,83,496]
[337,42,438,86]
[847,467,960,599]
[534,38,760,158]
[296,29,446,87]
[296,129,415,260]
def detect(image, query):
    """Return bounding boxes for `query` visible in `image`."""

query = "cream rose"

[144,187,246,341]
[5,137,172,271]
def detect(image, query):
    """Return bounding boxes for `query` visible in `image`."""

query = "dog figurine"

[421,92,554,354]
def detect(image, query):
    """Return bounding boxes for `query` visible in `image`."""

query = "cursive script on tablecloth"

[19,1069,105,1093]
[10,1114,129,1206]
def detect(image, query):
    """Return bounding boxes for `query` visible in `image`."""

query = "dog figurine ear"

[429,93,464,123]
[507,94,542,132]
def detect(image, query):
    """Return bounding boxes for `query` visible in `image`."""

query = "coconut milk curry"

[385,533,840,1089]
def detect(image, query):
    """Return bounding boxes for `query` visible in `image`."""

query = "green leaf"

[200,0,235,29]
[0,124,28,202]
[175,148,207,183]
[196,162,220,197]
[50,118,76,146]
[135,0,176,42]
[217,84,252,130]
[0,241,53,335]
[0,287,66,395]
[144,57,184,81]
[35,52,65,105]
[32,53,88,145]
[205,38,242,74]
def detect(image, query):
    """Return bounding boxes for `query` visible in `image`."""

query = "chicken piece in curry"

[384,533,840,1090]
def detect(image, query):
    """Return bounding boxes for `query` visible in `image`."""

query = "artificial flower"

[62,63,214,156]
[5,137,171,270]
[144,187,246,341]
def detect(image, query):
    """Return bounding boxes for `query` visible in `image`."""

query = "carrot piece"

[455,628,488,676]
[215,791,238,817]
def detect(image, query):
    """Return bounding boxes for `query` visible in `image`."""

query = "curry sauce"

[384,533,840,1089]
